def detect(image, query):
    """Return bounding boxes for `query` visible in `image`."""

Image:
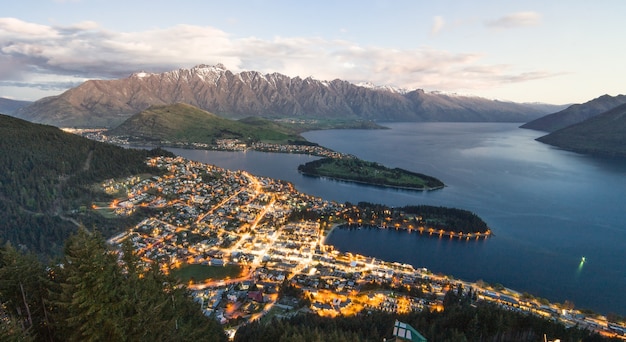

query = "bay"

[168,122,626,315]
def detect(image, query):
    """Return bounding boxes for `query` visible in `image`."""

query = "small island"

[297,157,445,191]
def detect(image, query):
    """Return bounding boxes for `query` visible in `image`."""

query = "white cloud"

[0,17,557,99]
[0,18,58,38]
[431,16,445,35]
[486,11,541,29]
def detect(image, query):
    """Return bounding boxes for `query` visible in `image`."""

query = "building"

[390,320,427,342]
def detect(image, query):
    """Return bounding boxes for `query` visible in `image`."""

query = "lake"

[168,122,626,315]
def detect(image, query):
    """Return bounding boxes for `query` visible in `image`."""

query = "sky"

[1,0,625,104]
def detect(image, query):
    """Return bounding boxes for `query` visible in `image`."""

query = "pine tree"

[51,228,125,341]
[49,228,227,341]
[0,313,35,342]
[0,243,52,340]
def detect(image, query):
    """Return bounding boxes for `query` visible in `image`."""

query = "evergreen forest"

[0,228,227,341]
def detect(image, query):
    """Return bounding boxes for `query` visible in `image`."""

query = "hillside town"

[104,156,626,340]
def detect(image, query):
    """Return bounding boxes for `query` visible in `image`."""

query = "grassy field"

[170,264,244,283]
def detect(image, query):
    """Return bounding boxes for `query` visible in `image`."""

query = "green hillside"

[0,114,171,257]
[537,103,626,157]
[109,103,307,145]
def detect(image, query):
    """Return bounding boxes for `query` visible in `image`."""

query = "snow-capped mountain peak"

[356,81,410,94]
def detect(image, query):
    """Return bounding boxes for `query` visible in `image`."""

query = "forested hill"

[0,114,172,257]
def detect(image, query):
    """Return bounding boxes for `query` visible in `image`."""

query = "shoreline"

[320,223,342,247]
[331,223,492,241]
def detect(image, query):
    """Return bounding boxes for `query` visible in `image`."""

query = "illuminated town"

[104,156,625,339]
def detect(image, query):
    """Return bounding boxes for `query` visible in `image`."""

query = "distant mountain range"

[536,102,626,157]
[14,64,553,128]
[109,103,306,144]
[521,94,626,132]
[0,97,31,114]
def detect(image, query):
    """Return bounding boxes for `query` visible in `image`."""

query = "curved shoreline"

[321,223,492,255]
[321,223,342,246]
[334,223,492,240]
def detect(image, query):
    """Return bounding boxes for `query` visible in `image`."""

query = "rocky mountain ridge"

[521,94,626,132]
[16,64,548,128]
[536,102,626,157]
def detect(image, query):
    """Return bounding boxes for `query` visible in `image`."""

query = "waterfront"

[169,122,626,315]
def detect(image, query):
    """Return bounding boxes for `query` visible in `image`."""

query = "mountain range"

[536,102,626,157]
[521,94,626,132]
[0,97,31,115]
[14,64,554,128]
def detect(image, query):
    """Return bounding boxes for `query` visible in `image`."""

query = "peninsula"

[337,202,492,236]
[297,157,445,191]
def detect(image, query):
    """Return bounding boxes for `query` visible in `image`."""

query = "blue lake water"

[168,122,626,315]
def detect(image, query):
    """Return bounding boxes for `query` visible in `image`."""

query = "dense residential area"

[103,156,625,340]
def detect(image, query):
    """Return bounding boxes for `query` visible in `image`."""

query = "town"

[62,127,349,159]
[104,156,626,340]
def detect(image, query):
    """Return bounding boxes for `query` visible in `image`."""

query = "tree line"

[0,228,227,341]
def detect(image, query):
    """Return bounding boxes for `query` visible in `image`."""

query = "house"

[248,291,264,303]
[237,281,253,291]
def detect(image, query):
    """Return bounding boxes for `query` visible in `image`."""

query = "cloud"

[0,18,58,38]
[486,11,541,28]
[0,80,83,91]
[431,16,445,35]
[57,20,99,33]
[0,17,557,98]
